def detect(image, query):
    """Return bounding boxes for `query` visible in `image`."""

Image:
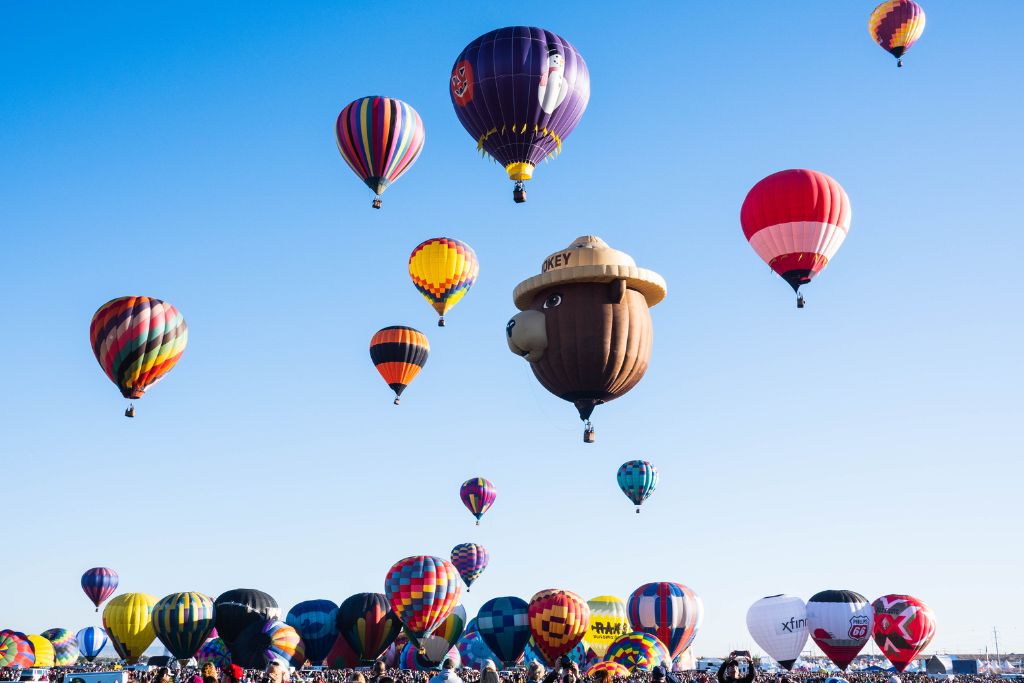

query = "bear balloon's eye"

[543,294,562,309]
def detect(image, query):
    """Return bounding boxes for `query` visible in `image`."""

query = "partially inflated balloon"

[26,636,55,667]
[325,632,360,669]
[456,631,498,670]
[588,661,630,678]
[152,592,216,662]
[627,583,702,659]
[385,556,462,639]
[806,590,872,671]
[286,600,339,665]
[336,593,403,665]
[232,620,305,669]
[450,27,590,203]
[409,605,466,664]
[0,631,35,667]
[40,629,79,666]
[616,461,658,512]
[745,595,808,670]
[90,297,188,415]
[460,478,496,524]
[872,595,935,672]
[76,627,108,662]
[477,596,530,668]
[196,637,232,669]
[81,567,119,611]
[528,589,590,667]
[869,0,925,67]
[335,96,425,208]
[604,631,669,673]
[586,596,629,659]
[103,592,158,663]
[451,543,489,590]
[409,238,479,327]
[214,589,280,647]
[400,642,460,671]
[370,327,429,405]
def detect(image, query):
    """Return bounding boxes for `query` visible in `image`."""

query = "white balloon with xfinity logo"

[746,594,809,671]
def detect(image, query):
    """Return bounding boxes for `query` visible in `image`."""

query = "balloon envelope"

[451,543,489,590]
[586,596,629,659]
[409,238,479,324]
[806,590,872,670]
[872,594,936,672]
[76,627,108,662]
[232,619,305,669]
[460,478,496,522]
[745,595,808,670]
[384,556,461,639]
[103,592,158,663]
[869,0,926,65]
[588,661,630,678]
[336,593,402,665]
[616,461,658,509]
[286,600,339,665]
[477,596,530,668]
[0,631,35,667]
[40,629,79,666]
[81,567,119,610]
[196,637,232,669]
[627,582,702,659]
[527,589,590,667]
[26,635,55,668]
[370,327,429,403]
[604,631,669,673]
[214,589,280,646]
[153,592,216,662]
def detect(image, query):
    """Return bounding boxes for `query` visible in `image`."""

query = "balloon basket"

[513,181,526,203]
[438,317,446,327]
[372,197,382,209]
[583,422,595,443]
[475,520,480,526]
[393,397,401,406]
[796,295,805,309]
[124,403,135,418]
[636,508,640,514]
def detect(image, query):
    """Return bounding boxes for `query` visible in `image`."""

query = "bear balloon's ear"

[608,278,626,304]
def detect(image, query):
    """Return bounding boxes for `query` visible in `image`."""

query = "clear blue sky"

[2,0,1022,660]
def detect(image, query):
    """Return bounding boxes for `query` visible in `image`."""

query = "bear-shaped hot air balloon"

[505,236,665,442]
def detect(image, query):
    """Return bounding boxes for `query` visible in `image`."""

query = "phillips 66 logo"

[848,615,870,639]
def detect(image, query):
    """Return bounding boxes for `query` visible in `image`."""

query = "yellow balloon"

[27,635,55,667]
[409,237,479,326]
[103,592,158,663]
[585,595,629,658]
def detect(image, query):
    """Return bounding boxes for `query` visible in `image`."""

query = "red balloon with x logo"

[872,594,936,672]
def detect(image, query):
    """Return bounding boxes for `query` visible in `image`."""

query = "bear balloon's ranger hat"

[513,235,667,310]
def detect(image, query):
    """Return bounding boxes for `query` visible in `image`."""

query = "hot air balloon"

[76,627,108,662]
[286,600,339,665]
[102,592,158,663]
[477,596,531,668]
[456,630,499,671]
[26,636,55,668]
[616,461,659,513]
[325,632,360,669]
[745,595,808,671]
[82,567,119,611]
[408,605,467,664]
[588,661,630,678]
[0,631,35,668]
[152,592,216,663]
[869,0,926,67]
[232,620,305,669]
[740,169,852,308]
[451,543,489,591]
[450,27,590,203]
[605,631,670,673]
[806,590,872,671]
[400,642,461,671]
[370,326,429,405]
[523,638,549,667]
[40,629,80,666]
[409,238,479,327]
[627,583,702,660]
[384,556,462,640]
[872,595,936,672]
[506,236,667,442]
[196,637,232,669]
[527,589,590,667]
[460,478,496,525]
[335,96,425,209]
[214,589,280,647]
[90,297,188,417]
[336,593,403,665]
[585,596,629,659]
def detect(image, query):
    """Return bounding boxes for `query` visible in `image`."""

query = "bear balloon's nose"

[505,310,547,362]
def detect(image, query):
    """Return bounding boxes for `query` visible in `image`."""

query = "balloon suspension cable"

[797,294,806,309]
[124,403,135,418]
[372,196,382,209]
[438,316,446,327]
[583,420,595,443]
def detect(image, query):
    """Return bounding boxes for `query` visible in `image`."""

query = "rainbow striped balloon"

[335,96,425,208]
[588,661,630,678]
[0,631,35,668]
[604,631,670,673]
[869,0,926,67]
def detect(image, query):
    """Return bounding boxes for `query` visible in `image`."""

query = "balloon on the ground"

[196,637,232,669]
[588,661,630,678]
[286,600,339,665]
[232,619,305,669]
[335,96,425,209]
[336,593,402,665]
[872,595,936,672]
[604,631,669,672]
[450,26,590,203]
[869,0,925,67]
[409,238,479,327]
[26,635,55,667]
[384,556,461,639]
[627,582,702,659]
[477,596,531,668]
[370,326,429,405]
[90,297,188,414]
[153,592,216,663]
[806,590,872,670]
[527,589,590,667]
[0,630,35,667]
[740,169,851,307]
[506,236,666,442]
[81,567,119,612]
[40,628,79,666]
[451,543,489,590]
[460,478,496,524]
[616,461,659,512]
[456,630,499,670]
[325,632,359,669]
[523,638,548,667]
[76,626,108,662]
[102,592,158,663]
[400,642,460,670]
[745,595,808,670]
[586,596,629,659]
[214,589,280,646]
[410,604,467,663]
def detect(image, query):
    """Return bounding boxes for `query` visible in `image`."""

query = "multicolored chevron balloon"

[385,556,462,639]
[409,237,479,327]
[527,589,590,667]
[451,543,489,590]
[40,629,80,666]
[0,631,35,668]
[604,631,670,672]
[587,661,630,678]
[869,0,926,67]
[195,637,231,668]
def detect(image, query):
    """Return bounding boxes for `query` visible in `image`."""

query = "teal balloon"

[616,460,659,511]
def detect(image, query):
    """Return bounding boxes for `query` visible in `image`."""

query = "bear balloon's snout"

[506,310,547,362]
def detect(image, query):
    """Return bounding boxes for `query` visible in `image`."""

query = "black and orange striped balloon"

[369,326,429,404]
